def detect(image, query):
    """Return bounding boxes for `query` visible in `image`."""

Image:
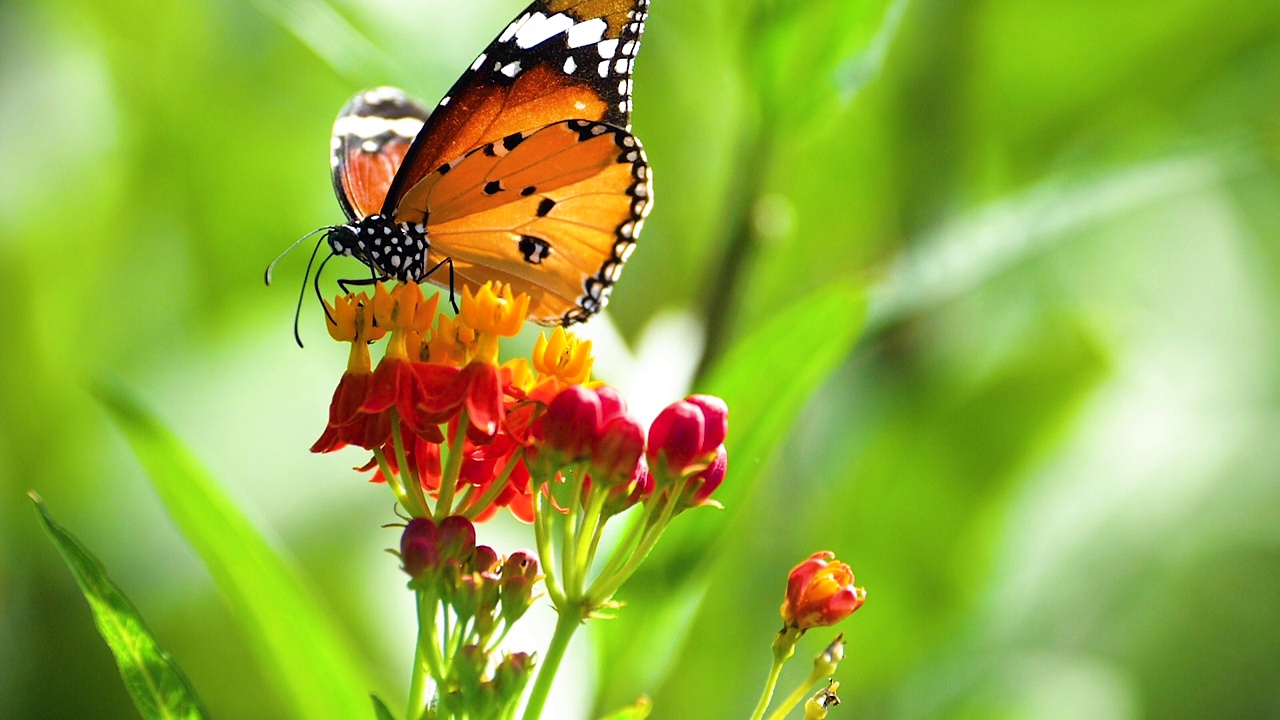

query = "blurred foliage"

[2,0,1279,718]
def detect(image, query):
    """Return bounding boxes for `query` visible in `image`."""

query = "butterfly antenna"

[265,226,330,286]
[290,233,330,348]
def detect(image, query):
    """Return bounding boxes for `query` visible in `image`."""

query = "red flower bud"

[685,394,728,452]
[438,515,477,567]
[647,400,705,475]
[540,385,603,463]
[472,544,501,574]
[602,458,653,517]
[591,413,645,485]
[400,517,440,580]
[499,551,541,625]
[685,444,727,508]
[781,552,866,631]
[595,385,628,422]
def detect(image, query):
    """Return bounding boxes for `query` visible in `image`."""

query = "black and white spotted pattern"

[326,215,430,282]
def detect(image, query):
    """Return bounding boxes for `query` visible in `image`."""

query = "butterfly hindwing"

[330,87,432,221]
[401,120,651,325]
[383,0,650,220]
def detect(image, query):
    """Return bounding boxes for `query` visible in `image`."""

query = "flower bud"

[595,385,628,422]
[603,458,653,517]
[499,552,541,625]
[492,652,535,708]
[591,413,645,485]
[646,400,705,476]
[781,552,866,631]
[472,544,501,574]
[539,385,603,464]
[438,515,477,568]
[682,444,726,509]
[400,517,440,581]
[685,394,728,451]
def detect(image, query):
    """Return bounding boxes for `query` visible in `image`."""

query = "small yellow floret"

[531,327,593,385]
[460,282,530,338]
[426,313,476,367]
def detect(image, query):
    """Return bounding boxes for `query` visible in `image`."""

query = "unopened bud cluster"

[399,515,540,717]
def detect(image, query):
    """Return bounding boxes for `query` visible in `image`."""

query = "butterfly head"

[326,214,430,282]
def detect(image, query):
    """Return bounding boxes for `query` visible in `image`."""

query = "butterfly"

[291,0,652,333]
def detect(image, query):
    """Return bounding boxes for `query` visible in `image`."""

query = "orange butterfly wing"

[399,120,651,325]
[383,0,649,218]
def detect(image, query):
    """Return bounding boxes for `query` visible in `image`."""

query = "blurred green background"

[3,0,1280,717]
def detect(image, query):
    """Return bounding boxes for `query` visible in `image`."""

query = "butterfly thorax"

[327,214,429,282]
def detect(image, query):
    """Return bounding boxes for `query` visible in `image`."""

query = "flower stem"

[373,448,418,517]
[407,592,442,720]
[532,490,565,606]
[391,414,431,517]
[764,672,824,720]
[521,608,580,720]
[435,413,469,519]
[747,656,786,720]
[748,629,800,720]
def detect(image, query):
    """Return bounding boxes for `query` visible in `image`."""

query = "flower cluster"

[310,280,734,720]
[311,282,594,522]
[399,515,539,717]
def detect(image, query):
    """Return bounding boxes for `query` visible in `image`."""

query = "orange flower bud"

[781,552,866,631]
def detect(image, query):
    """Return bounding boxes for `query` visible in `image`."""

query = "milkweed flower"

[782,552,866,631]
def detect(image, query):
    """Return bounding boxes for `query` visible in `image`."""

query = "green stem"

[573,490,607,586]
[521,608,581,720]
[373,448,417,517]
[392,414,432,518]
[586,501,658,599]
[532,488,565,605]
[560,467,587,598]
[587,492,681,603]
[746,654,786,720]
[436,413,469,520]
[764,672,824,720]
[407,591,443,720]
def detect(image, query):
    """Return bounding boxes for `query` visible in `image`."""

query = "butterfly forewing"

[330,87,432,221]
[404,120,651,325]
[383,0,650,219]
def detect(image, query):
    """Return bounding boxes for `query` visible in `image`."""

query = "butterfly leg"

[337,275,390,295]
[421,256,459,314]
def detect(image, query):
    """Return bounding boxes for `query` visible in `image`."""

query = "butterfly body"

[318,1,652,326]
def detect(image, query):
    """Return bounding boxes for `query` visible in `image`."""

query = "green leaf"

[371,695,398,720]
[30,492,211,720]
[593,282,867,709]
[95,383,373,720]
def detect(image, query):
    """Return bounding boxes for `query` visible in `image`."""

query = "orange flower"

[781,552,866,631]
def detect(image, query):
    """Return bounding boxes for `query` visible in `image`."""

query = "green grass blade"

[30,492,211,720]
[95,383,372,720]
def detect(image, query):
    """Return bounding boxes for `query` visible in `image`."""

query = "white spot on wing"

[471,53,487,71]
[500,60,522,78]
[515,12,574,49]
[597,38,618,58]
[563,56,577,74]
[566,18,607,48]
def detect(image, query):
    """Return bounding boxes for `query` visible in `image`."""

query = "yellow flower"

[324,292,384,372]
[532,327,593,386]
[460,282,530,365]
[426,312,477,367]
